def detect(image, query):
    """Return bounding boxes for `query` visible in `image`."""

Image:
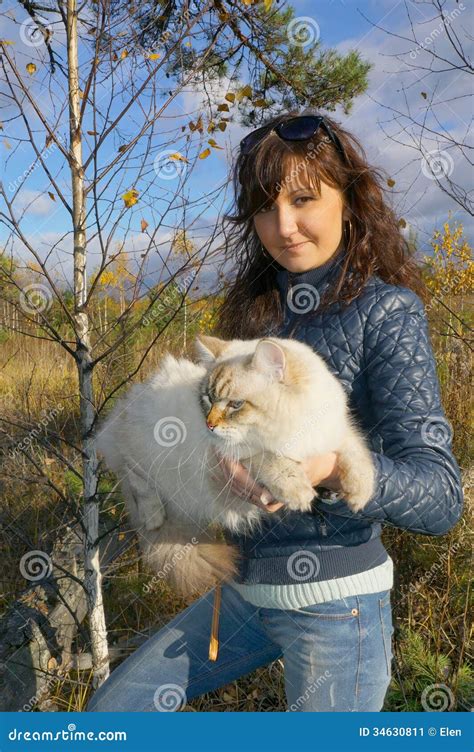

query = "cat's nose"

[206,422,214,431]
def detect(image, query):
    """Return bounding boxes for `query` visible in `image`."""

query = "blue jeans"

[86,584,393,712]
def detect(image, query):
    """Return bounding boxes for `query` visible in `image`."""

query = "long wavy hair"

[214,108,427,339]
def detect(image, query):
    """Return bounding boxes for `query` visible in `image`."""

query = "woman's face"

[253,171,349,273]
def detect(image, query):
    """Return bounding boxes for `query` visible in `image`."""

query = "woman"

[86,110,463,713]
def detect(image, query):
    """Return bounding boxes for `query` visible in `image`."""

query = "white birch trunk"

[67,0,109,687]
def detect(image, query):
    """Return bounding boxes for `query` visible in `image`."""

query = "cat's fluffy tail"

[138,519,240,597]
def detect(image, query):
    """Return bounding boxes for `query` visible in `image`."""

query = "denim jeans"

[86,584,393,712]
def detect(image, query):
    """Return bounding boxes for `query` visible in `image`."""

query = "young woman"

[86,111,463,713]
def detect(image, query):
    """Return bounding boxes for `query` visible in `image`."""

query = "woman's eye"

[295,196,314,204]
[229,400,245,410]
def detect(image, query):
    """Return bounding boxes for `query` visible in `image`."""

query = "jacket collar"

[274,246,346,312]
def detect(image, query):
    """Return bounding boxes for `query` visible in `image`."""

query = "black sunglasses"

[239,115,346,161]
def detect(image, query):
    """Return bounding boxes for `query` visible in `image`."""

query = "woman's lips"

[285,241,308,252]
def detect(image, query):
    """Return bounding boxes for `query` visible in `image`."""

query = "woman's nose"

[274,206,299,239]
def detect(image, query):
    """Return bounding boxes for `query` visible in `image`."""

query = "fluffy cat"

[95,335,375,596]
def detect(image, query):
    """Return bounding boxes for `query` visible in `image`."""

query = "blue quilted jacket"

[226,249,464,585]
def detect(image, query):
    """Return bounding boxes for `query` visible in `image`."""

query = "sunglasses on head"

[239,114,347,161]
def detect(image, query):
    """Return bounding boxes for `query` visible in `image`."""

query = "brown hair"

[214,109,427,339]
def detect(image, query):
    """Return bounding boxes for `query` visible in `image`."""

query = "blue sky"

[0,0,471,292]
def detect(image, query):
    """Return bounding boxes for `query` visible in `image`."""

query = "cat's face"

[195,335,286,448]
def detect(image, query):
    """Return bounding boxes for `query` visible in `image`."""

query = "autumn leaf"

[217,103,229,112]
[217,122,227,132]
[147,53,160,60]
[169,152,189,163]
[0,40,15,46]
[398,218,407,228]
[48,192,56,201]
[199,148,211,159]
[26,62,36,75]
[225,92,235,103]
[263,0,273,10]
[3,139,11,149]
[208,138,224,149]
[140,218,149,232]
[87,130,98,136]
[189,116,203,132]
[253,98,267,107]
[120,49,128,60]
[122,188,139,208]
[387,178,395,187]
[236,84,252,101]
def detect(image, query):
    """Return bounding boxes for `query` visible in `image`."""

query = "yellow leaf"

[235,84,252,101]
[217,122,227,132]
[0,40,15,46]
[199,148,211,159]
[120,49,128,59]
[253,98,267,107]
[26,62,36,75]
[387,178,395,187]
[398,218,407,228]
[122,188,139,208]
[225,92,235,103]
[263,0,273,9]
[118,533,125,540]
[147,53,160,60]
[217,103,229,112]
[48,192,56,201]
[169,152,189,163]
[208,139,224,150]
[140,218,149,232]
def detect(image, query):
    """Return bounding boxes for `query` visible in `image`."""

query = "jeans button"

[351,608,358,616]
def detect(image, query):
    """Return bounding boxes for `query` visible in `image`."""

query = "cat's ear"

[193,335,228,366]
[251,339,285,382]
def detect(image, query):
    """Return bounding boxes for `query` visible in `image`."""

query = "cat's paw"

[278,479,315,513]
[339,463,375,512]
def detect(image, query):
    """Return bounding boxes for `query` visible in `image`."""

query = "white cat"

[95,335,375,596]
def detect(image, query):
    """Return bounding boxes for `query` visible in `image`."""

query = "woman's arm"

[317,289,464,536]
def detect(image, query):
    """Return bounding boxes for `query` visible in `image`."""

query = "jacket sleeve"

[321,288,464,535]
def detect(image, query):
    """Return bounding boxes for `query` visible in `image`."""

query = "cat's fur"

[96,335,375,596]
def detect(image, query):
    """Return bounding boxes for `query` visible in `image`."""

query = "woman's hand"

[300,451,342,492]
[210,447,284,513]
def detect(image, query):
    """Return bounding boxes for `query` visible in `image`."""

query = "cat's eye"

[228,400,245,410]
